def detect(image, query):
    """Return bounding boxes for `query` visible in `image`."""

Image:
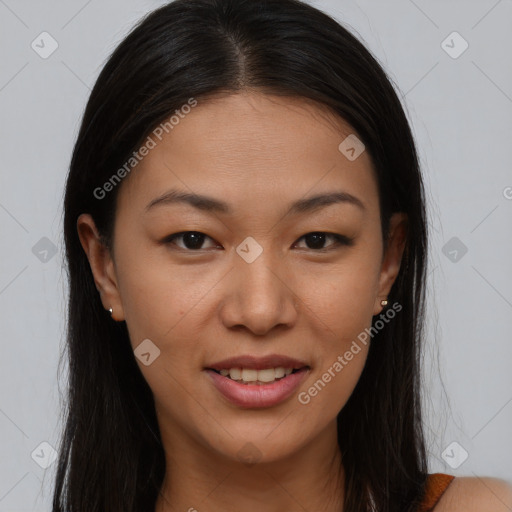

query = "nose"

[219,253,298,336]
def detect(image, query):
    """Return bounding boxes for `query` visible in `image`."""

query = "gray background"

[1,0,511,509]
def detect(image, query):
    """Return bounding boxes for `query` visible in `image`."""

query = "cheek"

[295,251,381,337]
[117,264,210,422]
[291,245,380,416]
[113,242,228,404]
[295,291,372,429]
[298,345,368,417]
[114,234,215,347]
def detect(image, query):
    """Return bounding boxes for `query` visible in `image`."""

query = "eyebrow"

[145,188,365,215]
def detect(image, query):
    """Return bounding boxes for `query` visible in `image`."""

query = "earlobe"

[76,213,125,321]
[373,212,408,316]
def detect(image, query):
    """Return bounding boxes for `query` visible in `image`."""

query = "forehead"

[116,91,379,217]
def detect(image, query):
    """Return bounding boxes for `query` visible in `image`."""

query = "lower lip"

[205,368,310,409]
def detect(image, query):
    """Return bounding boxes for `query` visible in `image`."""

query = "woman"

[54,0,512,510]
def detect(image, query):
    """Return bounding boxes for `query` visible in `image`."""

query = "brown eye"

[295,232,354,251]
[163,231,219,250]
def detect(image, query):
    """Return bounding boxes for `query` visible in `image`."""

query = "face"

[78,91,406,467]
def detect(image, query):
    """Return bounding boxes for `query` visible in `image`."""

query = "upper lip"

[205,354,310,371]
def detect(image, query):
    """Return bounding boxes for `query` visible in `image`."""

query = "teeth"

[242,368,258,382]
[275,367,285,378]
[229,368,242,380]
[256,369,275,382]
[216,366,299,383]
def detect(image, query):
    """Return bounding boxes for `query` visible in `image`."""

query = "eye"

[162,230,354,252]
[162,231,220,251]
[294,232,354,251]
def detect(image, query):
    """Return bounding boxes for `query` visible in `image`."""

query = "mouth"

[203,354,311,408]
[206,366,307,385]
[205,354,310,384]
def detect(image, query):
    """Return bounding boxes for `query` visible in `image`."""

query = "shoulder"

[434,476,512,511]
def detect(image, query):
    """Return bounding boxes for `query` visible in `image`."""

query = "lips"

[205,354,309,371]
[205,366,310,408]
[203,353,311,408]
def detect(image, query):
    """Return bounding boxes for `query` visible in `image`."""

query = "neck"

[155,420,345,512]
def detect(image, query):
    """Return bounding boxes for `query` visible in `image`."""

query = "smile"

[212,366,302,384]
[204,366,310,408]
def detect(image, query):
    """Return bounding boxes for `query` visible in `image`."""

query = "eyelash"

[161,231,354,252]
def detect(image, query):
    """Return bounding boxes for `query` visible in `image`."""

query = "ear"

[373,212,408,316]
[76,213,125,321]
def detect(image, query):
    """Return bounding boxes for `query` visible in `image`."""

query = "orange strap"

[417,473,455,512]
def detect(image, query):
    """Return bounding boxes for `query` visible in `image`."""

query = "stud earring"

[380,299,388,307]
[108,307,113,315]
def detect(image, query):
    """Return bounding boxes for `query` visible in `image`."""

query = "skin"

[436,476,512,511]
[77,91,512,511]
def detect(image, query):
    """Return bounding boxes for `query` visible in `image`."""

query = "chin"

[200,422,313,466]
